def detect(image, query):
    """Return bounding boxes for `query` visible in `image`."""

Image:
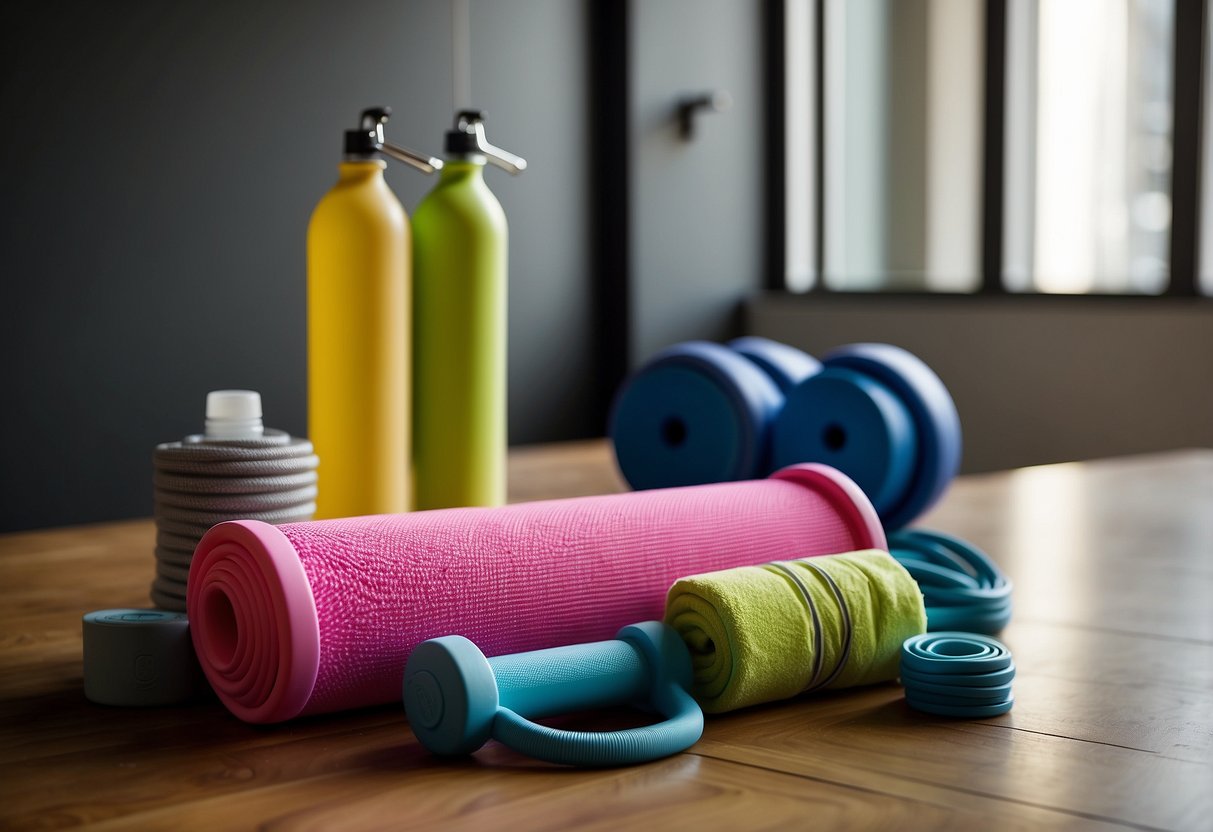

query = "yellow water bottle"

[307,107,441,518]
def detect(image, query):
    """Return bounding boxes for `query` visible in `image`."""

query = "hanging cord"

[765,558,855,693]
[888,529,1012,634]
[151,429,318,611]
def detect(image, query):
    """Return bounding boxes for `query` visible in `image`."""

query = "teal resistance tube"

[888,529,1012,633]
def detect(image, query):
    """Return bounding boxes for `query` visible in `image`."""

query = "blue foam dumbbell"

[609,337,961,530]
[403,621,704,767]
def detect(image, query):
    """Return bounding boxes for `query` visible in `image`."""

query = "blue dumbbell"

[403,622,703,767]
[609,337,960,530]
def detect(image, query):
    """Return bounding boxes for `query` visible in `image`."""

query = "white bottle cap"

[204,390,264,440]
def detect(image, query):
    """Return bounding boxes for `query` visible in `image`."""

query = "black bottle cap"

[438,109,525,173]
[445,109,486,155]
[345,107,391,157]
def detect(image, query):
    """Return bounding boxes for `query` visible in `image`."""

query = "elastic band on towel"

[800,560,853,692]
[765,559,855,693]
[766,562,825,689]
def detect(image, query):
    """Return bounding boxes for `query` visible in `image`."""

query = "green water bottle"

[412,110,526,509]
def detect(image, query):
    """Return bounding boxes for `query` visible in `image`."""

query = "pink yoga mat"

[188,463,884,723]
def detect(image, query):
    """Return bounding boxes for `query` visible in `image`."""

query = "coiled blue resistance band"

[888,529,1011,633]
[899,632,1015,718]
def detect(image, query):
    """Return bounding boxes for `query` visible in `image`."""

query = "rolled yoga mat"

[188,463,884,723]
[665,549,926,714]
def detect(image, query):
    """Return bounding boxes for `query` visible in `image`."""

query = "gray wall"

[0,0,593,531]
[474,0,594,444]
[629,0,764,360]
[748,294,1213,472]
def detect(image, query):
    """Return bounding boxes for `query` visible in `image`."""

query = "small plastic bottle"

[307,107,441,518]
[412,111,526,510]
[203,389,265,440]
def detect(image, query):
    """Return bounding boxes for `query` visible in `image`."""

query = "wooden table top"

[2,443,1211,830]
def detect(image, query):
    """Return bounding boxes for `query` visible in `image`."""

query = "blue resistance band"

[899,632,1015,718]
[888,529,1012,633]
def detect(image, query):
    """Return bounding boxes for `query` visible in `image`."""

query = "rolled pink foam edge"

[772,462,887,553]
[187,520,320,723]
[187,462,885,723]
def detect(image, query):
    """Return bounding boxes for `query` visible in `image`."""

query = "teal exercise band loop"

[403,622,704,766]
[901,681,1013,703]
[899,664,1016,688]
[901,633,1012,674]
[492,684,703,767]
[888,529,1012,633]
[905,694,1015,719]
[899,632,1016,718]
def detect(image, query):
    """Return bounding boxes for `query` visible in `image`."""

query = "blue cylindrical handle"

[727,336,822,394]
[489,639,649,718]
[403,622,703,766]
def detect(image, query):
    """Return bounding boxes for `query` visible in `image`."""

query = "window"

[781,0,1205,296]
[1006,0,1174,293]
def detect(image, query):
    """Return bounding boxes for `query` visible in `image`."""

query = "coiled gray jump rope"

[150,391,318,610]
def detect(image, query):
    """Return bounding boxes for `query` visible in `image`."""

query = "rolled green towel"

[665,549,926,714]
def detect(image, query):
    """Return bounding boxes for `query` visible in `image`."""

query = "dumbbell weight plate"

[609,342,783,490]
[404,636,500,757]
[823,344,962,530]
[772,367,919,518]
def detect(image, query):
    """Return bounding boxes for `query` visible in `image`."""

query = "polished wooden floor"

[2,443,1211,830]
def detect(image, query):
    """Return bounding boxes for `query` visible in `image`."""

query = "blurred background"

[2,0,1211,531]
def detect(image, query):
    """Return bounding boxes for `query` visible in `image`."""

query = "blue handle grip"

[403,622,704,766]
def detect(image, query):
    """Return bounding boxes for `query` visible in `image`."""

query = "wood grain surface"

[1,443,1210,831]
